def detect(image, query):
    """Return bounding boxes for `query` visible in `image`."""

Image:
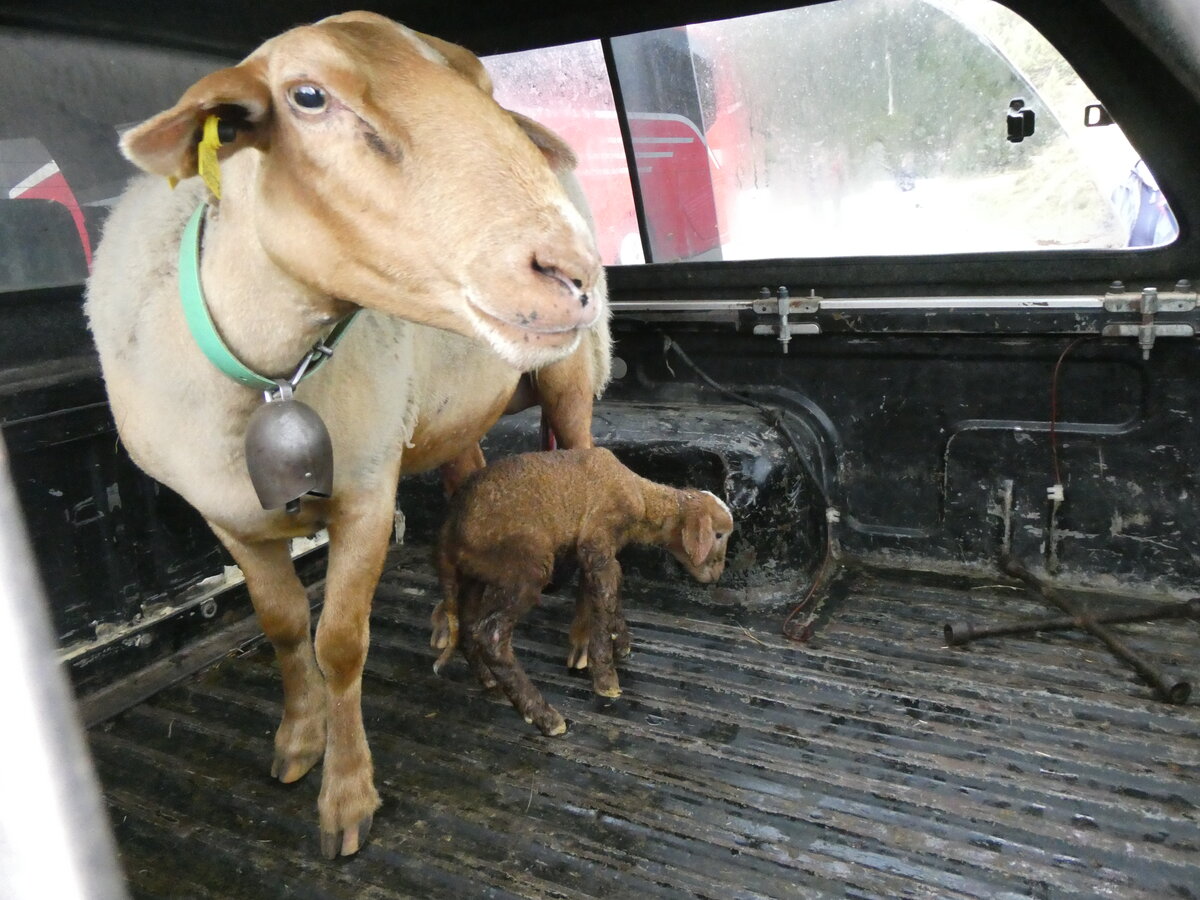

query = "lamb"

[84,12,609,857]
[432,448,734,735]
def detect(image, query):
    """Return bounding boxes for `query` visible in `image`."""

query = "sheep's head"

[668,490,735,583]
[120,11,602,371]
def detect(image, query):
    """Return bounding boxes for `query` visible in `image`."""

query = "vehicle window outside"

[485,41,644,265]
[485,0,1175,265]
[0,30,229,293]
[596,0,1172,262]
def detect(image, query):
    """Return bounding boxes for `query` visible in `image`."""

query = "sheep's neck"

[196,164,352,381]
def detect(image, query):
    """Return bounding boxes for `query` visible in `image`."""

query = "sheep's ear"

[413,31,494,95]
[120,62,272,181]
[681,511,716,568]
[510,111,578,171]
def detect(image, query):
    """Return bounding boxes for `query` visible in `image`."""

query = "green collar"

[178,203,357,392]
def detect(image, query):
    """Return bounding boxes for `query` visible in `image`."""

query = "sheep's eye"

[714,532,726,541]
[291,84,327,111]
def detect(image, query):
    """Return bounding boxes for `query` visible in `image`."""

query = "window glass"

[485,41,643,265]
[0,30,230,292]
[608,0,1176,261]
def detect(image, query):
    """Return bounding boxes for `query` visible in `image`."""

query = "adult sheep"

[85,11,609,858]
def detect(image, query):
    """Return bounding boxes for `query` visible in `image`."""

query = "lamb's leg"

[312,488,397,858]
[458,578,499,690]
[431,542,460,672]
[567,589,593,670]
[472,583,566,736]
[577,545,624,698]
[212,527,327,784]
[611,593,632,659]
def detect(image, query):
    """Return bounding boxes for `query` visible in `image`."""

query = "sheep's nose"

[532,260,592,306]
[531,241,601,307]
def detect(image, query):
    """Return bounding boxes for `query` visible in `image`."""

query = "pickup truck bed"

[85,542,1200,899]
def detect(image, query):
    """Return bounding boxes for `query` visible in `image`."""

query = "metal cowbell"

[244,383,334,510]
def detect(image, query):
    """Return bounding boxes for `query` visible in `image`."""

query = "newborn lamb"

[431,447,733,735]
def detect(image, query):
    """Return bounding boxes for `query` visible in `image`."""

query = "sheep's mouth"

[464,296,581,349]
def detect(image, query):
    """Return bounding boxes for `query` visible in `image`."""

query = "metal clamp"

[1101,282,1196,359]
[752,286,821,352]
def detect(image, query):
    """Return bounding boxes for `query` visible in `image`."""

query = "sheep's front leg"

[576,546,624,698]
[472,583,566,736]
[313,491,395,858]
[531,349,596,449]
[211,527,326,785]
[438,443,486,497]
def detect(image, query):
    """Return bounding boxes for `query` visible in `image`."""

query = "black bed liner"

[87,543,1200,899]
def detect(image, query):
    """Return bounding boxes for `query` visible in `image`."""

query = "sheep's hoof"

[271,748,322,784]
[567,645,588,670]
[320,813,373,859]
[595,685,622,699]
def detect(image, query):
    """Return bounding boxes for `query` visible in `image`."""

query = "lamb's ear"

[413,31,494,95]
[681,510,716,568]
[510,111,578,171]
[120,62,272,180]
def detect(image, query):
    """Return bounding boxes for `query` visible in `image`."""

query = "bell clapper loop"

[264,379,294,404]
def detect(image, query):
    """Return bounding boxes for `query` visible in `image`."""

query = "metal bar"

[0,437,130,899]
[612,299,756,311]
[609,290,1195,313]
[999,555,1191,704]
[944,597,1200,645]
[601,36,652,265]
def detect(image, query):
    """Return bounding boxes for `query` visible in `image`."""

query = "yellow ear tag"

[197,115,223,200]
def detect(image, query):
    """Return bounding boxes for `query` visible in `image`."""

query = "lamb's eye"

[291,84,327,111]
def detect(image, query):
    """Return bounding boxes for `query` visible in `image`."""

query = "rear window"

[488,0,1177,263]
[0,0,1179,292]
[0,30,229,292]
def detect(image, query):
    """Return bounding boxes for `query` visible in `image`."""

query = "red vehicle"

[490,28,750,264]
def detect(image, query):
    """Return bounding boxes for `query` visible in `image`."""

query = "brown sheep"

[84,12,608,857]
[431,448,734,735]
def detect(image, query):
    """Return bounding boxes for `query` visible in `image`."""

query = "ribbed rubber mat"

[89,545,1200,899]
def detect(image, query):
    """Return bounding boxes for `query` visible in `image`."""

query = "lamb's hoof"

[613,632,632,659]
[592,668,622,699]
[320,813,373,859]
[271,748,322,784]
[531,708,567,736]
[567,645,588,670]
[432,645,456,675]
[430,603,456,650]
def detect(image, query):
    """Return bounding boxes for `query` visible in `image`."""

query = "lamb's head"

[668,490,735,584]
[119,11,602,371]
